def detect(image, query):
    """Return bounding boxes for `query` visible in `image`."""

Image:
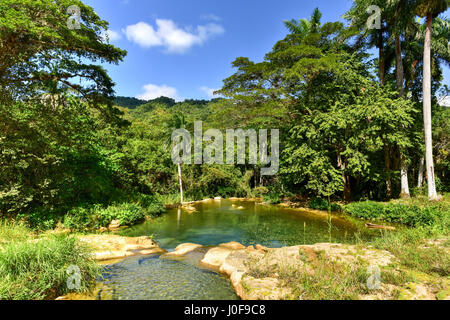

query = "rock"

[398,283,436,300]
[153,241,399,301]
[78,235,165,262]
[255,245,269,253]
[214,197,222,200]
[165,243,203,257]
[240,276,292,300]
[98,227,108,233]
[201,247,233,268]
[299,243,396,267]
[220,250,250,276]
[183,206,197,213]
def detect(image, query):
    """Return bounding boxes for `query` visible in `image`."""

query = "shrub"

[98,203,145,227]
[309,197,341,212]
[0,235,100,300]
[63,204,104,230]
[253,187,269,198]
[16,210,59,231]
[263,193,281,204]
[137,195,165,216]
[344,201,448,227]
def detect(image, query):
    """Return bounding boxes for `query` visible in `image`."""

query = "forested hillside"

[0,0,448,230]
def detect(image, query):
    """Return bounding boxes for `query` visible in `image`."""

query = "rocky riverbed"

[65,235,447,300]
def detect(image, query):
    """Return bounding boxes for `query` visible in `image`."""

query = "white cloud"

[100,29,122,43]
[201,14,222,22]
[200,86,220,98]
[136,84,181,101]
[124,19,224,53]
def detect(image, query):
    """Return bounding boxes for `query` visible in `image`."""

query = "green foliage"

[344,201,449,227]
[0,0,126,104]
[114,96,147,109]
[97,203,145,227]
[16,210,59,231]
[63,196,164,231]
[0,235,100,300]
[308,197,341,212]
[263,193,282,204]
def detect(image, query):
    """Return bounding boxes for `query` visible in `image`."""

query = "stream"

[94,199,372,300]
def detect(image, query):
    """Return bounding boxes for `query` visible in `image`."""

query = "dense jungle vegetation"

[0,0,449,301]
[1,0,448,231]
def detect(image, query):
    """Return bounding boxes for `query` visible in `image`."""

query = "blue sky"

[84,0,449,101]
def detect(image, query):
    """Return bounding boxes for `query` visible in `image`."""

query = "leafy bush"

[263,193,281,204]
[137,195,165,216]
[344,201,448,227]
[253,187,269,198]
[16,210,59,231]
[98,203,145,227]
[63,204,104,230]
[0,235,100,300]
[309,197,341,212]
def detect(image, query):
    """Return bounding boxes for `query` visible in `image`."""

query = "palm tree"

[344,0,388,85]
[345,0,396,197]
[415,0,447,200]
[284,7,322,37]
[346,0,416,198]
[388,0,419,198]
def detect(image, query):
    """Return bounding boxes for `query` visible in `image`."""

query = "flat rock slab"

[78,235,166,262]
[163,243,204,257]
[201,247,233,268]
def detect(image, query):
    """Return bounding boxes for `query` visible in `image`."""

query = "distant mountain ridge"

[114,96,222,109]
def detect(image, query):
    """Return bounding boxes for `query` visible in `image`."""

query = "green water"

[97,199,371,300]
[121,199,370,249]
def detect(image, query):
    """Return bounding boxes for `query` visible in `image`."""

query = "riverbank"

[1,195,448,300]
[64,236,449,300]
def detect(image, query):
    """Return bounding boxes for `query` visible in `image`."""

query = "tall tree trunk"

[395,34,410,198]
[423,14,438,200]
[178,163,184,203]
[380,31,392,198]
[395,35,404,97]
[400,158,410,198]
[418,157,425,188]
[379,29,385,86]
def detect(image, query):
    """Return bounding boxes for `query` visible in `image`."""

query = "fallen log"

[365,223,396,231]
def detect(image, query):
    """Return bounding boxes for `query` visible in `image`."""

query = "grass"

[0,222,100,300]
[244,194,449,300]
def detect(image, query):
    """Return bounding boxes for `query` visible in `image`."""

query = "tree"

[168,113,187,204]
[284,7,322,38]
[0,0,126,106]
[415,0,448,200]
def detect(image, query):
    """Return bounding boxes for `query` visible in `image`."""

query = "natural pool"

[120,199,371,248]
[95,199,373,300]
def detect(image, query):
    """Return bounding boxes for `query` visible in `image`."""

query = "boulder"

[108,219,121,231]
[164,243,203,257]
[219,241,246,250]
